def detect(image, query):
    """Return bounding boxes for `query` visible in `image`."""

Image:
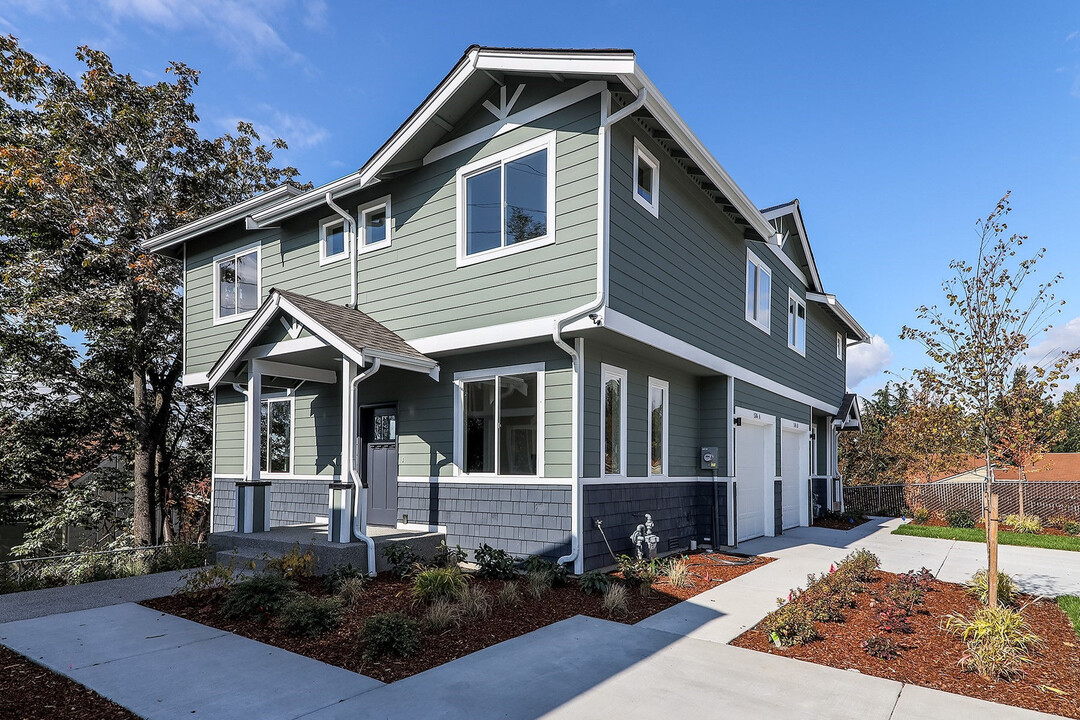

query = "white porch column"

[247,360,262,484]
[341,357,356,482]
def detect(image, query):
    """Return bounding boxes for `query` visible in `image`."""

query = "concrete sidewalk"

[0,569,193,623]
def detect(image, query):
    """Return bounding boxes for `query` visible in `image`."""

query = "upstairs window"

[633,138,660,217]
[648,377,668,476]
[602,365,627,476]
[788,290,806,355]
[215,245,260,323]
[745,249,771,333]
[457,133,556,266]
[260,395,293,474]
[836,332,845,360]
[359,197,392,253]
[458,366,543,477]
[319,216,349,265]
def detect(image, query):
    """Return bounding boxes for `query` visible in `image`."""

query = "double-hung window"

[457,365,544,477]
[260,395,293,475]
[787,290,806,355]
[745,249,771,333]
[319,215,349,265]
[214,244,260,323]
[648,377,669,476]
[456,133,556,265]
[602,365,627,476]
[632,138,660,217]
[359,196,392,253]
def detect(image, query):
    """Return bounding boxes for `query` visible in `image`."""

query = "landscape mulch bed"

[732,571,1080,719]
[143,552,772,683]
[812,514,870,531]
[0,644,139,720]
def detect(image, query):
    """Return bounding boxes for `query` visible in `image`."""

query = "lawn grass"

[1059,596,1080,638]
[893,522,1080,552]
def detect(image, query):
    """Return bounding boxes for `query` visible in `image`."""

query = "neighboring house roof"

[925,453,1080,483]
[207,289,439,388]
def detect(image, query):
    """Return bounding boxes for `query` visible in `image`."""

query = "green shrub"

[578,570,612,596]
[1004,514,1043,535]
[413,566,468,604]
[665,559,693,589]
[497,580,521,607]
[222,574,296,619]
[617,555,660,587]
[276,593,343,637]
[422,599,461,632]
[943,604,1041,679]
[361,612,419,661]
[264,544,315,579]
[337,577,366,609]
[945,507,977,529]
[526,569,553,599]
[966,569,1018,607]
[382,543,421,579]
[523,555,569,585]
[602,583,630,618]
[886,575,926,611]
[457,584,492,620]
[177,563,237,594]
[323,564,365,593]
[863,634,900,660]
[433,541,468,569]
[912,506,931,525]
[148,543,209,573]
[474,544,516,579]
[762,601,819,646]
[836,549,880,582]
[1065,521,1080,536]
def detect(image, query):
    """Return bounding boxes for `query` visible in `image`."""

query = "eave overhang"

[806,291,870,344]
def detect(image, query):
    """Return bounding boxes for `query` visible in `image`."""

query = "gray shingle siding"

[212,479,328,533]
[398,482,571,560]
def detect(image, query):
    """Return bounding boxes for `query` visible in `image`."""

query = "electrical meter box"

[700,446,718,470]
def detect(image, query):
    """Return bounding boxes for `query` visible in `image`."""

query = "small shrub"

[1004,514,1043,535]
[665,559,693,589]
[877,603,913,634]
[433,541,468,569]
[967,569,1018,607]
[900,567,935,589]
[276,593,343,637]
[1064,520,1080,536]
[361,612,419,660]
[579,570,612,596]
[177,563,237,594]
[223,574,296,619]
[497,580,521,607]
[526,569,553,599]
[762,601,818,646]
[423,599,462,632]
[943,604,1041,679]
[836,549,880,582]
[602,583,630,618]
[382,543,421,579]
[886,576,925,612]
[413,566,468,605]
[457,584,492,620]
[523,555,569,585]
[474,544,517,580]
[323,564,365,593]
[148,543,209,573]
[264,544,315,579]
[945,507,976,529]
[911,506,931,524]
[863,634,901,660]
[337,577,366,609]
[617,555,659,587]
[1048,515,1070,530]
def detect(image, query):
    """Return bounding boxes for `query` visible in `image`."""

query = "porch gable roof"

[207,289,439,388]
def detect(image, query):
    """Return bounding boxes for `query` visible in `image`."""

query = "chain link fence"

[843,481,1080,522]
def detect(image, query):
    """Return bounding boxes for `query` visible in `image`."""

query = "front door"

[363,406,398,527]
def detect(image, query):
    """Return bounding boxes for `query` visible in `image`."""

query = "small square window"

[359,197,392,253]
[632,138,660,218]
[319,215,350,265]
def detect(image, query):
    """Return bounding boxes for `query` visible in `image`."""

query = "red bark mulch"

[0,645,139,720]
[142,552,772,683]
[732,571,1080,719]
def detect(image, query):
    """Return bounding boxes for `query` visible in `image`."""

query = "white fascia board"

[207,294,284,388]
[761,200,824,292]
[142,185,302,253]
[805,292,871,343]
[766,243,809,288]
[629,65,778,245]
[250,173,364,227]
[474,48,636,76]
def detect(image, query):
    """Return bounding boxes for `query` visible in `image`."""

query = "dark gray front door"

[365,407,398,527]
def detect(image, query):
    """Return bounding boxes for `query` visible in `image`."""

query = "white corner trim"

[632,137,660,218]
[357,195,392,254]
[602,308,841,415]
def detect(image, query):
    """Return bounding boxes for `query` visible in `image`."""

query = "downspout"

[325,192,358,308]
[552,85,647,571]
[349,358,381,576]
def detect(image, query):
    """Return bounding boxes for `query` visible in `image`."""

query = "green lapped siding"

[606,119,846,409]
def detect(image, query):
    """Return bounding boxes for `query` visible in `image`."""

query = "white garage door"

[781,429,807,530]
[736,423,767,541]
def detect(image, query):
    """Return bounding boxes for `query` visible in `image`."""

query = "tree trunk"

[132,441,157,545]
[1018,466,1026,518]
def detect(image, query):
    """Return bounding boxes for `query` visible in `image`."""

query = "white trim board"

[397,476,574,486]
[602,308,841,415]
[407,314,593,355]
[582,475,728,486]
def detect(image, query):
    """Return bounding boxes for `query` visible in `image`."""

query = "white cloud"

[220,106,329,150]
[1022,315,1080,390]
[847,334,894,391]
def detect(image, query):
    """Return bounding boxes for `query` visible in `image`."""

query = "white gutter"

[552,85,647,572]
[349,358,381,576]
[325,192,358,308]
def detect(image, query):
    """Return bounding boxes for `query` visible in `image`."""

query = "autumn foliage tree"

[994,368,1063,518]
[0,37,303,546]
[885,377,971,484]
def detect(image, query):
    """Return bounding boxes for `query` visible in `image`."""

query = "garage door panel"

[781,431,802,529]
[736,424,766,541]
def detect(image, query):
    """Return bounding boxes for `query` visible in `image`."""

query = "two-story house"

[144,46,868,573]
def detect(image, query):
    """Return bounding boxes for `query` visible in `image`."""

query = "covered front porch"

[206,289,441,574]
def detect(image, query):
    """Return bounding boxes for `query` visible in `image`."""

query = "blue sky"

[4,0,1080,395]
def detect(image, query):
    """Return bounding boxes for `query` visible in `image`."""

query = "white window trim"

[260,394,295,476]
[318,215,351,266]
[452,362,546,479]
[632,137,660,218]
[647,376,669,477]
[212,241,262,326]
[455,132,557,268]
[787,288,806,357]
[358,195,392,254]
[836,332,844,360]
[745,248,771,334]
[601,364,628,477]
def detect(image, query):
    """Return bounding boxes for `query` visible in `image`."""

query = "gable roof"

[760,199,823,292]
[929,453,1080,483]
[207,289,438,388]
[834,393,862,431]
